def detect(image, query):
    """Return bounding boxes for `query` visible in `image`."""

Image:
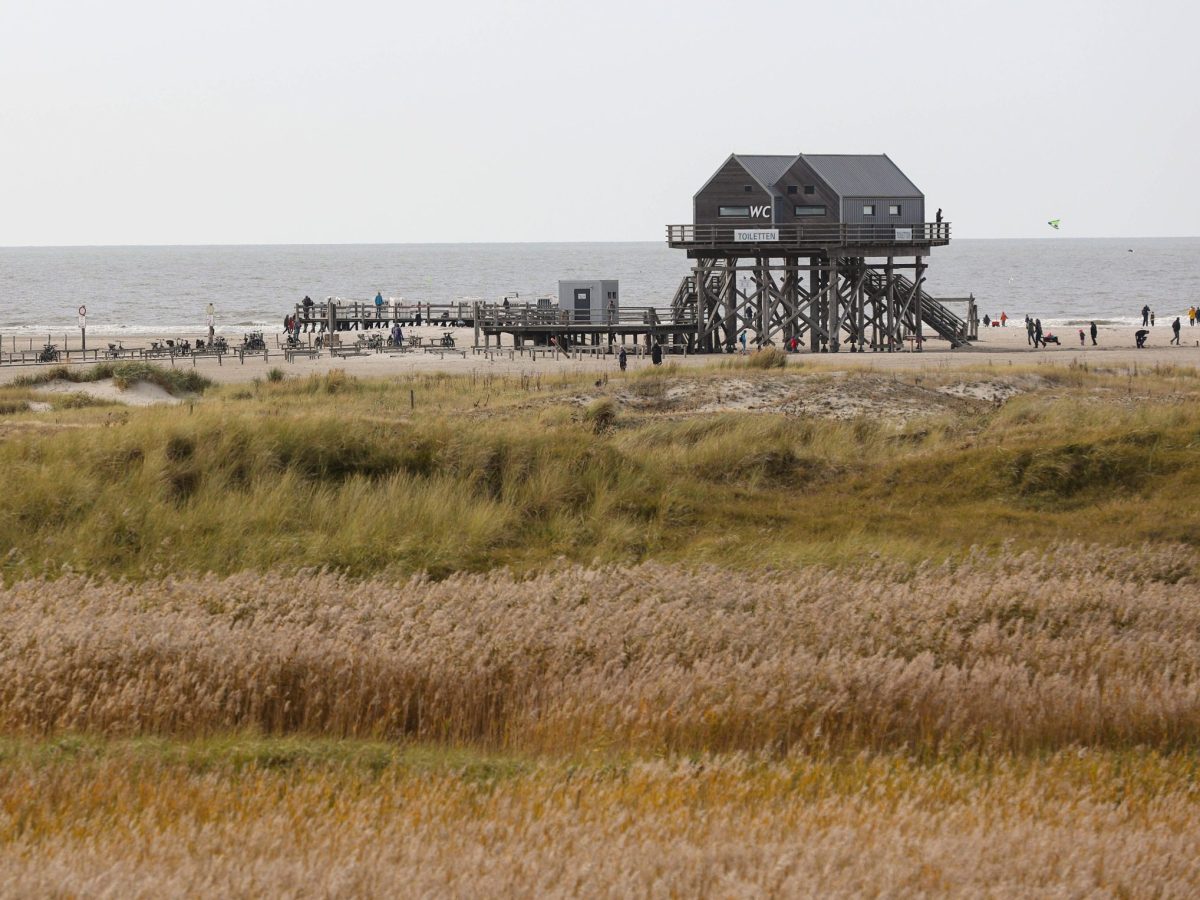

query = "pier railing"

[667,222,950,248]
[476,303,696,329]
[295,300,476,324]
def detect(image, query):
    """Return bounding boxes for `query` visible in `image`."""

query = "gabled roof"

[800,154,922,198]
[695,152,924,200]
[733,155,796,198]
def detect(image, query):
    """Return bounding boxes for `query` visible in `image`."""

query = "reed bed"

[1,745,1197,896]
[0,544,1196,754]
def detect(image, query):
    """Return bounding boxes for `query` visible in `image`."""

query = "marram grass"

[0,364,1199,579]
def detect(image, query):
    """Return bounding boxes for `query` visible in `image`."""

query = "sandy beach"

[2,319,1199,387]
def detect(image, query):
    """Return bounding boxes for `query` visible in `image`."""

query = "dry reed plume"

[0,747,1197,896]
[1,543,1197,754]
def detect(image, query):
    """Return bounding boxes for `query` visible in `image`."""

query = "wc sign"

[750,205,771,219]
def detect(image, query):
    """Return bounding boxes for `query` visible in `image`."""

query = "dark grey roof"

[733,154,796,198]
[800,154,922,198]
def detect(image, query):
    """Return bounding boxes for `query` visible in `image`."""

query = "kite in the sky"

[1047,219,1061,230]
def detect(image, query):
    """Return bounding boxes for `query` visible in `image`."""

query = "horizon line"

[3,234,1199,250]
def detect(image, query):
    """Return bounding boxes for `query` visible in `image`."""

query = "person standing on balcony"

[936,208,943,224]
[374,291,384,322]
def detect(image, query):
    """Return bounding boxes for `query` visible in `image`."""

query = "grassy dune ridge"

[0,363,1199,578]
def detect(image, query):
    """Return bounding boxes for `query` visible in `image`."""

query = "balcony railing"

[666,222,950,247]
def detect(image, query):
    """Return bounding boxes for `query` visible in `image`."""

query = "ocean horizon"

[1,237,1197,335]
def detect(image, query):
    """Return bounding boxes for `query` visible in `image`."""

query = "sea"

[0,238,1196,336]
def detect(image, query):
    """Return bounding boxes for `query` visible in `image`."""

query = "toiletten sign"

[734,228,779,242]
[894,227,913,241]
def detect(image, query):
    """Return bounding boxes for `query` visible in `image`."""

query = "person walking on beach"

[1034,318,1044,348]
[1000,311,1008,327]
[1090,321,1098,346]
[1190,306,1197,327]
[982,314,990,328]
[1078,328,1086,346]
[739,331,748,354]
[1151,310,1156,327]
[1142,304,1151,327]
[618,347,627,372]
[1025,316,1035,346]
[651,342,663,366]
[1172,317,1182,345]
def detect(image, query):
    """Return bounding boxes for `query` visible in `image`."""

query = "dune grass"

[10,361,211,395]
[0,364,1197,579]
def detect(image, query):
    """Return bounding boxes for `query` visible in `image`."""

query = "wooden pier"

[291,300,476,333]
[473,303,698,353]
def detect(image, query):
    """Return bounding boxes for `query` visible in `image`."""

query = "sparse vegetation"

[12,361,211,395]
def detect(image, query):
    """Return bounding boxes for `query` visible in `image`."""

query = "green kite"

[1047,219,1061,230]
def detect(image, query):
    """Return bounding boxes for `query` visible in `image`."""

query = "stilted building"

[668,152,975,352]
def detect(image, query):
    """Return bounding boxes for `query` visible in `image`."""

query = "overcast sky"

[2,0,1197,245]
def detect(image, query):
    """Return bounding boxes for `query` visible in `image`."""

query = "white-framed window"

[863,204,876,216]
[794,205,827,217]
[888,204,901,216]
[719,206,751,217]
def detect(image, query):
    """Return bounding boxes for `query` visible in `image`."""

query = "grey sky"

[2,0,1197,245]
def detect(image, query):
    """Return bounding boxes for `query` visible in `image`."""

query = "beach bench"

[284,347,320,362]
[330,346,368,358]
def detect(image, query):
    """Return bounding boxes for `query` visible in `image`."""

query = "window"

[787,185,797,195]
[744,185,753,192]
[863,204,876,216]
[606,291,616,300]
[888,204,901,216]
[795,205,827,217]
[804,185,815,195]
[719,206,751,217]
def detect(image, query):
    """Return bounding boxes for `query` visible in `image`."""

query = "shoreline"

[1,321,1198,386]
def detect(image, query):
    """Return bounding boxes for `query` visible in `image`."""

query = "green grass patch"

[13,362,211,395]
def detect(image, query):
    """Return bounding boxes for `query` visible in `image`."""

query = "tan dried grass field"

[2,362,1200,895]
